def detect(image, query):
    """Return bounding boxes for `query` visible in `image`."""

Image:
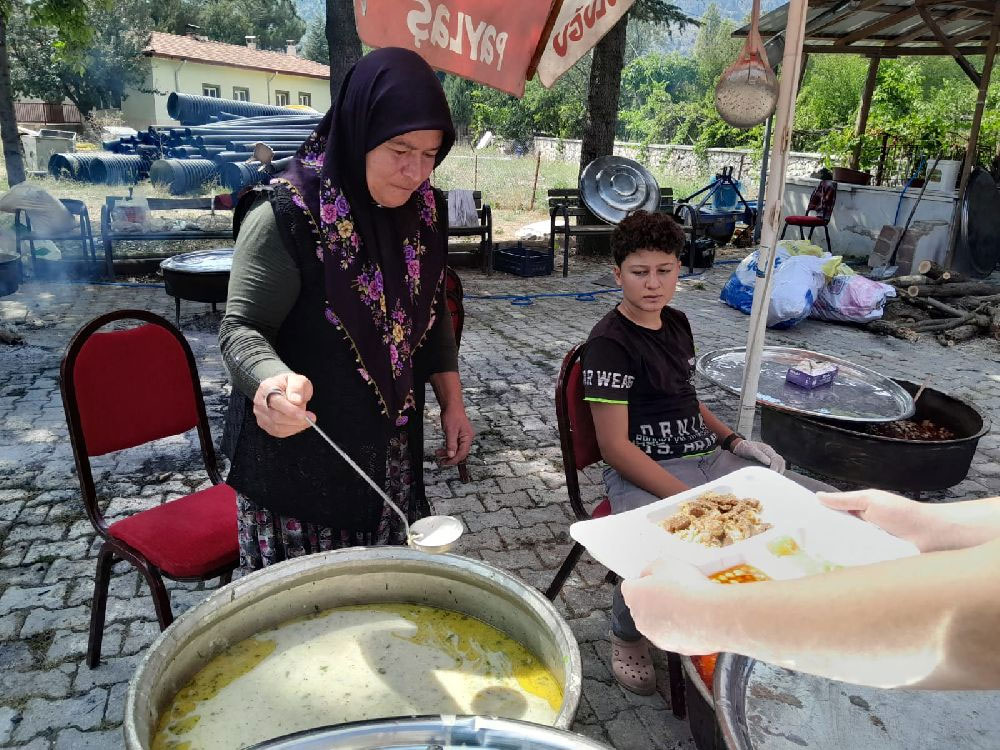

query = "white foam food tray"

[569,467,918,581]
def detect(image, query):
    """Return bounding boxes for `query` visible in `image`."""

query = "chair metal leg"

[86,542,116,668]
[133,557,174,632]
[562,227,571,278]
[220,571,233,586]
[808,226,815,240]
[545,541,585,601]
[175,297,181,328]
[666,651,687,719]
[457,460,471,483]
[824,224,832,252]
[798,226,805,240]
[780,223,788,239]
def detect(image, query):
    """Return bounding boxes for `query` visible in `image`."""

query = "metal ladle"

[304,416,464,553]
[715,0,778,129]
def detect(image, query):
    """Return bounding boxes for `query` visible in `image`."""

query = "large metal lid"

[579,156,660,225]
[714,653,1000,750]
[696,346,914,422]
[954,167,1000,278]
[159,248,234,274]
[250,716,614,750]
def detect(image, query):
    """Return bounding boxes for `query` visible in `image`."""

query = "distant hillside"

[295,0,323,24]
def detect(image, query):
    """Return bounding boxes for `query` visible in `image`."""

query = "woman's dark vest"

[224,189,432,531]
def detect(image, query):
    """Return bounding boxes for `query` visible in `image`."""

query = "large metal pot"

[760,379,989,492]
[125,548,582,750]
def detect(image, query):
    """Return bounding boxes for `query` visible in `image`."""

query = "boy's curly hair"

[611,210,685,266]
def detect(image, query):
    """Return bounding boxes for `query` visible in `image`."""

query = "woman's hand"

[621,557,725,655]
[252,373,316,438]
[436,405,474,466]
[818,490,933,550]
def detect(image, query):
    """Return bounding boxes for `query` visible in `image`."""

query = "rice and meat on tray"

[661,491,771,547]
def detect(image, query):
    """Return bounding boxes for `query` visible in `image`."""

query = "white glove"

[731,439,786,474]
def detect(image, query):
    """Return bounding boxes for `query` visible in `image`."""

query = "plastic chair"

[546,343,686,718]
[60,310,239,667]
[780,179,837,251]
[15,197,97,275]
[444,267,470,483]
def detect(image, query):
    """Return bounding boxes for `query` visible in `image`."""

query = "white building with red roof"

[122,32,331,129]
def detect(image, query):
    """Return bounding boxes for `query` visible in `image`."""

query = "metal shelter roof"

[737,1,998,59]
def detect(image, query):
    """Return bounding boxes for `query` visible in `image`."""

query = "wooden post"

[946,7,1000,268]
[737,0,810,438]
[530,151,542,209]
[850,56,880,171]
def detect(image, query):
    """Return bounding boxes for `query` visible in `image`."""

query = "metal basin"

[760,380,989,492]
[125,548,582,750]
[250,715,612,750]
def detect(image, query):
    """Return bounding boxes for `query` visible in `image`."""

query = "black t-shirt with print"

[582,306,717,459]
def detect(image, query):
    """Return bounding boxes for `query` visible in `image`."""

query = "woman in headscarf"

[219,47,474,570]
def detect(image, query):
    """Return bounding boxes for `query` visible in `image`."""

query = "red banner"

[353,0,556,97]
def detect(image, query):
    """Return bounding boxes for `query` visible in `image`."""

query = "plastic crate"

[491,242,554,277]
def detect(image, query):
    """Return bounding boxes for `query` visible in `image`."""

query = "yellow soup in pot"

[152,603,563,750]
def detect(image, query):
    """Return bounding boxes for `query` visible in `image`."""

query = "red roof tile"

[145,32,330,80]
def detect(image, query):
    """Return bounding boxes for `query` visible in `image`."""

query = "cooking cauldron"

[0,254,20,296]
[125,548,582,750]
[760,380,988,492]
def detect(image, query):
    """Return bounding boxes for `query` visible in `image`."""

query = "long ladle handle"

[304,415,413,540]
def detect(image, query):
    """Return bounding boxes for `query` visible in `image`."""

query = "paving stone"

[0,668,72,701]
[636,705,696,750]
[53,727,123,750]
[43,557,95,584]
[0,613,19,640]
[104,681,129,726]
[45,629,89,664]
[23,539,90,564]
[13,688,107,742]
[462,508,520,533]
[0,639,39,670]
[0,705,17,745]
[581,677,634,722]
[606,709,662,750]
[0,581,69,612]
[21,606,90,638]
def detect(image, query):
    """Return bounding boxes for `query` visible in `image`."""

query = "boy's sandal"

[611,633,657,696]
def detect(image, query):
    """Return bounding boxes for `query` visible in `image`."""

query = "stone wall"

[533,136,823,192]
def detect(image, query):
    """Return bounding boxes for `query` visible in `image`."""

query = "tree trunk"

[576,11,629,256]
[0,12,26,186]
[326,0,362,102]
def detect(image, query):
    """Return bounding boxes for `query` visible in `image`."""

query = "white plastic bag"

[812,274,896,323]
[720,248,827,328]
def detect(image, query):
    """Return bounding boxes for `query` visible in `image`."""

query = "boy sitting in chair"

[581,210,831,695]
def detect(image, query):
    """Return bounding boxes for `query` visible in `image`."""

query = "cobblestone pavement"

[1,258,998,749]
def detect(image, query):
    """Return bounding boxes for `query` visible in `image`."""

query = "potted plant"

[820,127,876,185]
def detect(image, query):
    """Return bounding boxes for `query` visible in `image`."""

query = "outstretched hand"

[818,490,933,551]
[621,557,723,655]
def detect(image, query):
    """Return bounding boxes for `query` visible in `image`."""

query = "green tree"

[794,55,866,133]
[301,15,328,64]
[9,0,151,117]
[1,0,91,186]
[194,0,305,50]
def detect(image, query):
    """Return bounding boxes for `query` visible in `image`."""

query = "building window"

[298,92,311,107]
[275,90,290,106]
[233,87,250,102]
[202,84,220,98]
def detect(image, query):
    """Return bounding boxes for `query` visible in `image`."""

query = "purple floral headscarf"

[273,48,455,426]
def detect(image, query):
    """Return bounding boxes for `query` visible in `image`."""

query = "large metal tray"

[695,346,914,423]
[714,653,1000,750]
[579,155,660,225]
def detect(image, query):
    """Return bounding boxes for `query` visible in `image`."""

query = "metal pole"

[850,56,880,171]
[945,7,1000,269]
[754,115,773,244]
[737,0,810,438]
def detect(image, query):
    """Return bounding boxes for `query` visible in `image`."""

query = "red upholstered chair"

[547,343,686,718]
[445,267,471,483]
[781,179,838,251]
[60,310,238,667]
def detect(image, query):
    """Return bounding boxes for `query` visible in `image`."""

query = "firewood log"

[916,260,967,284]
[904,282,1000,298]
[936,324,980,345]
